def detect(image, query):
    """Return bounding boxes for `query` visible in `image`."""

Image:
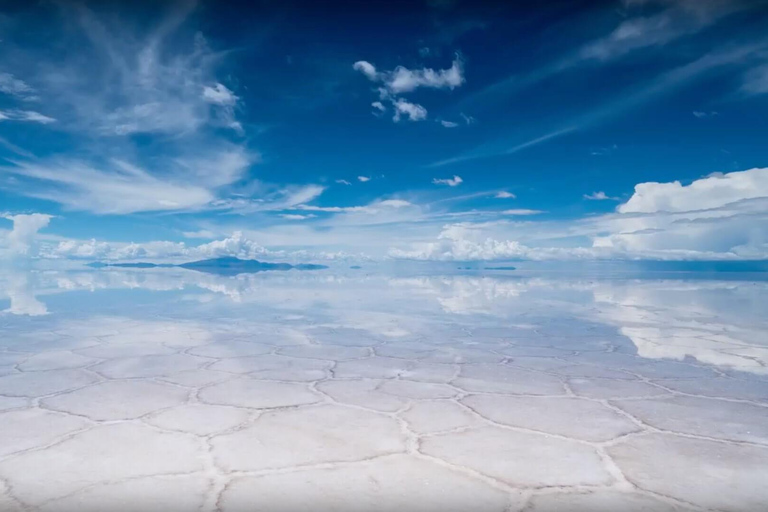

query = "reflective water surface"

[1,268,767,511]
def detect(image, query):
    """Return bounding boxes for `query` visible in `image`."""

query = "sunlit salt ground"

[1,267,767,512]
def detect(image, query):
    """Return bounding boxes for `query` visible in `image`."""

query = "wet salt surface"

[0,269,767,511]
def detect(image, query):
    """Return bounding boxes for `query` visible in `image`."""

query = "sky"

[1,0,768,264]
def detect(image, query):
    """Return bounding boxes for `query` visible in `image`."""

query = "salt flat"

[0,268,767,511]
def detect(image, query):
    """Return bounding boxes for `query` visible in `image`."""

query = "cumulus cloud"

[432,175,463,187]
[352,61,378,80]
[619,168,768,213]
[41,231,270,262]
[357,176,371,182]
[354,56,464,94]
[392,99,427,122]
[38,231,364,263]
[386,57,464,93]
[354,55,464,123]
[495,191,516,199]
[440,120,459,128]
[588,168,768,259]
[1,213,53,256]
[392,167,768,262]
[389,224,591,261]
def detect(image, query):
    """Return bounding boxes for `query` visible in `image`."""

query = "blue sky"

[1,0,768,263]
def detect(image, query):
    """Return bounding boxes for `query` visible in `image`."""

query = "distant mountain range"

[87,257,329,275]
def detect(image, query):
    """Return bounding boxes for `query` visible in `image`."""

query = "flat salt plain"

[0,268,767,511]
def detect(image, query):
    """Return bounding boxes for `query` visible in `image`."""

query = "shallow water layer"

[1,268,767,511]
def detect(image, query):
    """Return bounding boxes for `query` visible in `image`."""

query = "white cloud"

[42,231,269,262]
[38,230,363,263]
[579,1,750,62]
[0,4,244,139]
[692,110,718,119]
[0,110,56,124]
[387,57,464,93]
[275,184,326,208]
[293,199,413,215]
[586,168,768,259]
[432,175,463,187]
[439,114,474,128]
[354,56,464,94]
[392,99,427,122]
[1,146,256,214]
[280,214,316,220]
[202,83,238,106]
[391,167,768,262]
[584,191,618,200]
[357,176,371,182]
[211,184,326,215]
[619,168,768,213]
[354,55,463,123]
[352,61,378,80]
[3,159,214,214]
[1,213,52,256]
[202,82,241,134]
[335,179,352,185]
[495,191,516,199]
[0,3,304,219]
[378,199,412,208]
[501,209,545,215]
[429,126,578,167]
[0,72,36,100]
[22,165,759,264]
[388,224,588,261]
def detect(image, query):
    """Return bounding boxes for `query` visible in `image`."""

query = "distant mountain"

[87,257,328,275]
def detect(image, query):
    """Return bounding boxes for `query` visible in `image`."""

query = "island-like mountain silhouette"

[87,257,328,275]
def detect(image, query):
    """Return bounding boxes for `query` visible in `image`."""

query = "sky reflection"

[2,268,767,375]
